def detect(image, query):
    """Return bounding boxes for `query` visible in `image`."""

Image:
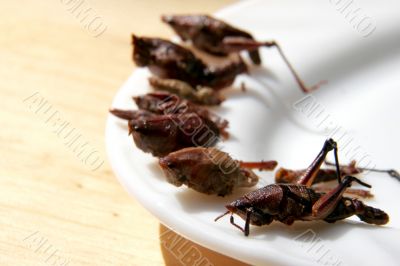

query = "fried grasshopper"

[110,92,228,157]
[162,14,325,92]
[132,35,247,90]
[149,77,224,105]
[216,139,389,236]
[159,147,277,196]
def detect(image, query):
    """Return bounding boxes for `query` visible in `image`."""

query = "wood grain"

[0,1,250,265]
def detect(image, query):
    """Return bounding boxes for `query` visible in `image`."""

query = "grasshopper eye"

[166,161,175,168]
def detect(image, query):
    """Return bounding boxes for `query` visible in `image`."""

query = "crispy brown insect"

[162,14,261,64]
[324,160,400,183]
[159,147,277,196]
[149,77,224,105]
[132,34,247,90]
[275,160,374,198]
[162,14,325,93]
[275,160,361,184]
[275,159,400,198]
[109,92,228,157]
[133,92,228,138]
[215,139,389,236]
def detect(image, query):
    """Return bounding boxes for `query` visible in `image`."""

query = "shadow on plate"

[225,215,392,242]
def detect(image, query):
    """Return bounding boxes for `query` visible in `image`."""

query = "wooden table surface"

[0,1,243,265]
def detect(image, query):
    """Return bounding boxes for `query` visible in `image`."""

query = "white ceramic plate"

[105,1,400,265]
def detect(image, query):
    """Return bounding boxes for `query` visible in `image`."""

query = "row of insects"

[110,15,391,236]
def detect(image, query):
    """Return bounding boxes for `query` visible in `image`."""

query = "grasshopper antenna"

[214,211,230,222]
